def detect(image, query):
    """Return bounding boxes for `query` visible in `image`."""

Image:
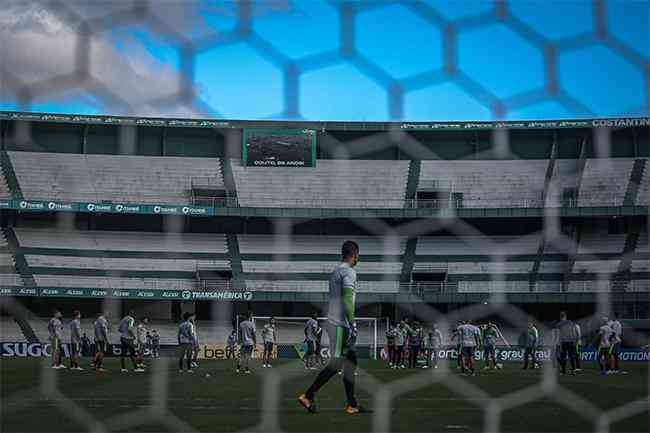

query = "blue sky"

[0,0,648,121]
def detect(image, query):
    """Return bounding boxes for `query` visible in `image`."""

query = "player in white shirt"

[262,317,277,368]
[574,322,582,371]
[608,313,623,373]
[597,317,613,375]
[457,321,481,375]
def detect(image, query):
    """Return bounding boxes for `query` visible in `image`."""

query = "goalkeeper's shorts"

[326,323,355,359]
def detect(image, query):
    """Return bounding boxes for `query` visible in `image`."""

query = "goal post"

[239,316,385,360]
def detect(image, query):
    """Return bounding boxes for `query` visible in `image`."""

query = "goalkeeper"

[298,240,371,415]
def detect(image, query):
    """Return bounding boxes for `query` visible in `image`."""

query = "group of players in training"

[45,240,627,414]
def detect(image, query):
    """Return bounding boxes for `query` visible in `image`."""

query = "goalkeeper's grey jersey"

[262,324,275,343]
[48,318,63,340]
[178,321,196,344]
[70,319,82,344]
[555,319,578,343]
[305,318,318,341]
[240,320,256,347]
[327,262,356,329]
[94,316,108,341]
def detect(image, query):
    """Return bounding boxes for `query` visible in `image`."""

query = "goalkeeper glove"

[348,323,358,345]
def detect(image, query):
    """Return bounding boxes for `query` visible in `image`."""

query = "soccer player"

[119,310,141,372]
[609,313,623,373]
[136,317,148,370]
[93,311,109,372]
[191,318,200,368]
[48,309,65,369]
[574,321,582,371]
[597,317,613,375]
[458,320,480,375]
[385,323,396,367]
[178,312,197,373]
[262,317,277,368]
[426,324,443,369]
[554,312,578,376]
[304,313,319,369]
[69,310,83,370]
[298,240,371,415]
[226,330,237,359]
[152,330,160,358]
[522,320,539,370]
[393,321,406,369]
[237,311,256,374]
[407,321,423,369]
[451,321,463,370]
[482,321,500,370]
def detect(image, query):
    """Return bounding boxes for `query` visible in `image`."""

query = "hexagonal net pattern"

[0,2,649,433]
[0,0,648,120]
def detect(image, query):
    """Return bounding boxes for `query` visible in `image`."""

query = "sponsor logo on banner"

[47,202,74,211]
[16,288,38,296]
[115,204,141,213]
[111,290,131,298]
[0,288,15,296]
[91,290,108,297]
[162,291,180,298]
[19,201,45,210]
[153,205,179,214]
[0,200,11,208]
[198,344,272,360]
[64,289,84,296]
[40,288,61,296]
[87,203,112,212]
[186,291,254,301]
[181,290,192,300]
[182,206,208,215]
[136,291,155,298]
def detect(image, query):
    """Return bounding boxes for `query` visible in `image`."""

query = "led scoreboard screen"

[242,129,317,167]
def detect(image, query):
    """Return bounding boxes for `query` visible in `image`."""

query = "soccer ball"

[205,373,211,378]
[496,363,503,369]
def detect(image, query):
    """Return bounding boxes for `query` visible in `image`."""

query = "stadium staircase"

[225,234,244,289]
[562,224,581,291]
[219,158,239,206]
[1,228,35,287]
[399,238,418,283]
[613,223,641,291]
[404,160,421,208]
[541,135,558,204]
[623,158,647,205]
[0,151,23,199]
[572,137,588,205]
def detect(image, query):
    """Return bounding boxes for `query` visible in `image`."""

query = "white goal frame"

[240,316,382,360]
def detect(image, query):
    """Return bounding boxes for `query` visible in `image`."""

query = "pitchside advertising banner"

[3,342,649,363]
[0,287,254,301]
[0,199,214,216]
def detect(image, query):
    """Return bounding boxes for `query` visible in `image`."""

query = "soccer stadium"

[0,1,649,433]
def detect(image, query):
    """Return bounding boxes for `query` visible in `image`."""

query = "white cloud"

[0,0,206,117]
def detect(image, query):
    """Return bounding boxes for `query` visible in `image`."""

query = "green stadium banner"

[2,110,648,131]
[1,199,215,216]
[0,287,253,301]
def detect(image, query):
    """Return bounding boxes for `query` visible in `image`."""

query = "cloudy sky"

[0,0,648,121]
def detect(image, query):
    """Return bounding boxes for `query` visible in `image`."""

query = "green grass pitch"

[1,358,648,432]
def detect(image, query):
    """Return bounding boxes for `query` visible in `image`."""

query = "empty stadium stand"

[418,160,547,208]
[231,159,410,208]
[13,228,229,290]
[9,152,223,204]
[637,160,650,205]
[577,158,635,207]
